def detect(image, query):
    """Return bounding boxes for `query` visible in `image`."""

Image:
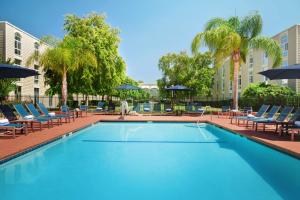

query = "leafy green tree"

[241,82,296,110]
[64,13,126,97]
[242,82,295,98]
[27,36,97,105]
[0,59,16,101]
[157,51,214,99]
[191,12,282,109]
[115,76,150,100]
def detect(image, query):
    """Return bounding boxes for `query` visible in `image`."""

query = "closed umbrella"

[259,64,300,80]
[0,64,40,79]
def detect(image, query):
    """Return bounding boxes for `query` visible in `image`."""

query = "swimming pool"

[0,122,299,200]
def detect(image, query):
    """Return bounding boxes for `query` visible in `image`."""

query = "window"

[222,80,225,92]
[262,52,268,65]
[229,81,233,91]
[34,42,39,59]
[49,96,53,107]
[34,88,39,104]
[14,59,21,65]
[238,75,242,89]
[222,66,225,78]
[280,34,288,57]
[15,86,21,101]
[249,71,254,83]
[249,55,254,83]
[34,65,39,84]
[14,32,21,55]
[249,57,254,64]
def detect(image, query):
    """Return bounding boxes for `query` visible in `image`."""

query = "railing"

[1,95,300,112]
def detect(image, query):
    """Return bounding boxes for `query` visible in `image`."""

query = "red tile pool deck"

[0,113,300,162]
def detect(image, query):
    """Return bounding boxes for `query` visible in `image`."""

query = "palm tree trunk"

[61,69,67,106]
[232,51,240,110]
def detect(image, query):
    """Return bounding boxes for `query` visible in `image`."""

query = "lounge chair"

[79,105,88,115]
[133,103,141,112]
[26,103,61,125]
[232,104,270,126]
[195,105,205,116]
[0,104,34,133]
[217,106,230,118]
[185,103,194,113]
[164,104,173,113]
[278,108,300,139]
[0,118,27,138]
[254,106,293,132]
[61,105,80,118]
[37,102,71,123]
[240,106,253,116]
[14,104,53,129]
[249,105,281,129]
[107,101,115,112]
[95,102,105,112]
[143,103,151,112]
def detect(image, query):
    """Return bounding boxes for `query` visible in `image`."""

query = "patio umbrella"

[115,84,141,90]
[0,63,40,79]
[165,85,191,106]
[258,64,300,80]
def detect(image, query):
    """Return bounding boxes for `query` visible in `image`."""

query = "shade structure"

[259,64,300,80]
[165,85,191,91]
[0,63,40,79]
[115,84,141,90]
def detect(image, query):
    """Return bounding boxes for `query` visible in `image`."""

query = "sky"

[1,0,300,83]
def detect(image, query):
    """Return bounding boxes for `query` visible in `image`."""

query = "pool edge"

[1,120,299,165]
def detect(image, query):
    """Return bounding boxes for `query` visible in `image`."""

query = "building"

[0,21,50,104]
[139,83,159,98]
[213,24,300,100]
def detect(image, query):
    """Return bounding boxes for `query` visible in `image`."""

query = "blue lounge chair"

[79,105,88,115]
[0,104,33,133]
[37,102,71,123]
[195,105,205,116]
[153,103,161,113]
[26,103,61,125]
[276,108,300,136]
[232,104,270,126]
[248,105,281,129]
[164,104,172,113]
[218,106,230,118]
[61,105,77,119]
[254,106,293,132]
[185,103,194,113]
[0,119,27,138]
[143,103,151,112]
[95,102,105,112]
[14,104,52,129]
[133,103,141,112]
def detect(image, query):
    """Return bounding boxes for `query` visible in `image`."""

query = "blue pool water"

[0,122,300,200]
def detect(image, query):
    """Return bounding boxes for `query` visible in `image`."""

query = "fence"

[1,95,300,111]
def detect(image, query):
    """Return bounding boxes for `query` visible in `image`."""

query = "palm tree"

[191,12,282,109]
[27,36,97,105]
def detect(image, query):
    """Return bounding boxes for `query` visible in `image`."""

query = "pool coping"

[1,119,299,164]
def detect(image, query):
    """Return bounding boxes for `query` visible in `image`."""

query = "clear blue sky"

[1,0,300,83]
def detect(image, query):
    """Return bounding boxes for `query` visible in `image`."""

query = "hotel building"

[213,24,300,100]
[0,21,51,104]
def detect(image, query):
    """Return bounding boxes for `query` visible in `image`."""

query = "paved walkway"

[1,113,299,162]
